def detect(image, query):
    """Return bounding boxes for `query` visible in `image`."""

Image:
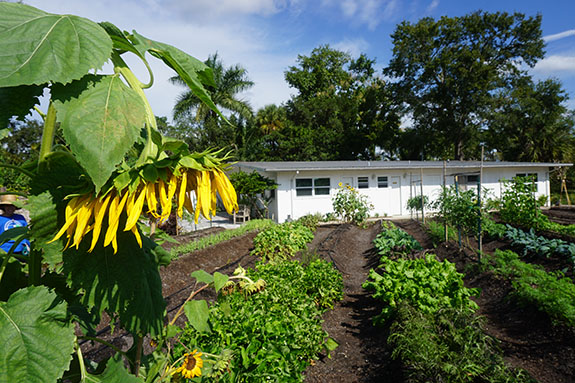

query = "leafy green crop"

[363,254,479,324]
[251,222,314,262]
[175,259,343,382]
[372,223,422,259]
[504,225,575,266]
[389,303,534,383]
[494,250,575,327]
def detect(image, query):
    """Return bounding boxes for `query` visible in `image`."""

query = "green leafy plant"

[296,213,322,231]
[504,225,575,266]
[175,259,343,382]
[432,185,484,237]
[389,303,534,383]
[500,176,539,227]
[406,195,429,212]
[493,250,575,327]
[251,222,314,262]
[332,183,373,225]
[424,219,458,245]
[363,254,479,324]
[372,222,422,259]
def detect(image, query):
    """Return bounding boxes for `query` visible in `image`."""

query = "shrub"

[251,222,314,262]
[332,183,373,225]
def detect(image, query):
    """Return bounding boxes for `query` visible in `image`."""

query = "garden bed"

[84,219,575,382]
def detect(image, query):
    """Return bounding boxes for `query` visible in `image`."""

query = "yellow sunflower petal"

[104,192,129,250]
[177,171,188,218]
[48,195,84,244]
[146,181,159,218]
[125,186,146,231]
[131,224,142,248]
[89,193,113,252]
[72,197,96,249]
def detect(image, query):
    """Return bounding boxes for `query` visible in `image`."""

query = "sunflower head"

[173,350,203,379]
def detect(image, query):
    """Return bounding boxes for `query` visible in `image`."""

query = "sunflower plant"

[0,3,238,382]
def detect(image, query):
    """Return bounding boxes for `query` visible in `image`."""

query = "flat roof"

[234,161,572,173]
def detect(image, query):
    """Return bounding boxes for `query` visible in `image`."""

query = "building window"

[466,175,479,183]
[515,173,538,192]
[296,178,330,196]
[314,178,330,195]
[358,176,369,189]
[377,176,388,188]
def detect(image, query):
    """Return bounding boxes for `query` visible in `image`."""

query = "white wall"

[246,166,551,223]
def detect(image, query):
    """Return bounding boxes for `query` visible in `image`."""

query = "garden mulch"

[85,217,575,382]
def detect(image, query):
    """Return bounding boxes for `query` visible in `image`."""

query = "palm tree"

[170,53,254,123]
[256,104,286,134]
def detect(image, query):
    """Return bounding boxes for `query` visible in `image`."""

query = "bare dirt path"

[304,222,402,383]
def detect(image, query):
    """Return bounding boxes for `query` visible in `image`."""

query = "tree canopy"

[385,11,545,160]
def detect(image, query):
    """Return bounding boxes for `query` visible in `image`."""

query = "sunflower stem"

[75,338,87,383]
[0,251,13,286]
[134,335,143,377]
[38,101,57,163]
[110,52,159,163]
[169,283,210,326]
[28,248,42,286]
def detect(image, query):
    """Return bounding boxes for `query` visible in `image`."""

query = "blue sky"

[19,0,575,120]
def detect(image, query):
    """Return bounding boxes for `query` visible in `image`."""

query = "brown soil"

[84,219,575,383]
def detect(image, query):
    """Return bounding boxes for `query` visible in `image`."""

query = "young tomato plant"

[0,3,238,382]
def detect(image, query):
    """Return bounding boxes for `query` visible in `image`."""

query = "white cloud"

[320,0,401,30]
[544,29,575,43]
[533,55,575,73]
[425,0,440,14]
[332,38,370,57]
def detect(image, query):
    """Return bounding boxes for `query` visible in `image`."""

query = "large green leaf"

[27,192,62,270]
[130,32,228,123]
[52,74,146,192]
[86,354,144,383]
[63,229,165,336]
[0,84,44,128]
[0,286,75,383]
[0,3,112,87]
[184,299,211,333]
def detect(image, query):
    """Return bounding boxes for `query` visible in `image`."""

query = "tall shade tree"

[488,77,575,163]
[283,45,400,160]
[385,11,545,160]
[170,53,254,150]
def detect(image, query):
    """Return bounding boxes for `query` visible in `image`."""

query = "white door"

[389,176,402,215]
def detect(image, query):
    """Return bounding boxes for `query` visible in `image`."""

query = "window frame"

[377,176,389,188]
[357,176,369,189]
[295,177,331,197]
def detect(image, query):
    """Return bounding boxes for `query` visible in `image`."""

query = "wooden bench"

[233,205,250,224]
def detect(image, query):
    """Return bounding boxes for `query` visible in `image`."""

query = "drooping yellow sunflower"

[173,350,203,379]
[49,167,238,253]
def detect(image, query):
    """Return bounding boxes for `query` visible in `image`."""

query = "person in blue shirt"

[0,194,30,255]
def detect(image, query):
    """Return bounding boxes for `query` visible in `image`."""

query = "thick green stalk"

[39,101,57,162]
[110,52,159,163]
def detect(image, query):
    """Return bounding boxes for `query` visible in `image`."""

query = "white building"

[232,161,572,223]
